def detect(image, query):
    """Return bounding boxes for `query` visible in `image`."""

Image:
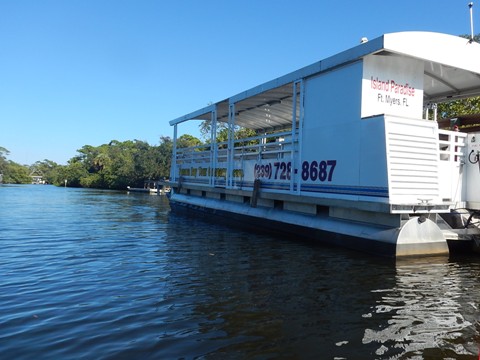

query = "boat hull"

[168,193,449,258]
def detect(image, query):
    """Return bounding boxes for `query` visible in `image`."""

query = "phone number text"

[254,160,337,182]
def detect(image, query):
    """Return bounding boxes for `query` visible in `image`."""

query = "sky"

[0,0,476,165]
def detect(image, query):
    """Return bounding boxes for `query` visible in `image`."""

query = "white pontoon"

[165,32,480,257]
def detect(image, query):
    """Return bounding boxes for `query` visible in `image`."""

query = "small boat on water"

[127,180,170,195]
[161,31,480,257]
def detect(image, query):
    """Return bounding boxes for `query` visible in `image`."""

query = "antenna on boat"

[469,2,475,43]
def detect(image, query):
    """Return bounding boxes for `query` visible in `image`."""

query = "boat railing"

[174,130,298,187]
[176,130,297,164]
[232,130,296,160]
[176,144,211,164]
[438,129,467,163]
[437,129,468,205]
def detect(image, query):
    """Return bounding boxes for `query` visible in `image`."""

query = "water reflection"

[162,212,480,359]
[160,215,395,358]
[2,186,479,359]
[362,257,480,359]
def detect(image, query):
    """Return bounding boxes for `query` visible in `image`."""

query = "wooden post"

[251,179,261,207]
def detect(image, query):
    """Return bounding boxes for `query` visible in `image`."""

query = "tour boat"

[164,32,480,257]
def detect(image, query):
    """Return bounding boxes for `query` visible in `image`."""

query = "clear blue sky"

[0,0,475,165]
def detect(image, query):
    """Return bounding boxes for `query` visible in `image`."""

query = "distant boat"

[127,180,170,195]
[31,175,47,185]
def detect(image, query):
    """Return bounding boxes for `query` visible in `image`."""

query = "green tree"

[58,139,164,190]
[215,127,257,143]
[102,140,136,189]
[3,161,30,184]
[199,120,257,146]
[177,134,202,148]
[58,158,89,187]
[0,147,30,184]
[438,96,480,119]
[155,136,173,179]
[131,139,164,185]
[0,135,176,189]
[0,146,9,181]
[49,134,177,189]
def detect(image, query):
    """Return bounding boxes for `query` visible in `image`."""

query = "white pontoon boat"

[164,32,480,257]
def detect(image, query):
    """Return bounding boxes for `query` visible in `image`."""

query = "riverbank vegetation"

[0,118,257,189]
[0,136,194,190]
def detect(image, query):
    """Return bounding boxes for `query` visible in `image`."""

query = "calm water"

[1,185,480,359]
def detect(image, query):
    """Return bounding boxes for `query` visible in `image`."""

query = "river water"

[1,185,480,359]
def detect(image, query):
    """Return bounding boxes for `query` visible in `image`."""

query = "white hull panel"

[170,193,448,257]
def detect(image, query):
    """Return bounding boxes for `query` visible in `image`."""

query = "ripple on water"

[1,185,480,359]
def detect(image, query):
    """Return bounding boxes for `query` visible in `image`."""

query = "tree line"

[0,119,259,189]
[0,135,200,190]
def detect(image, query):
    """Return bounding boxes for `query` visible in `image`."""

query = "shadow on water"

[156,210,480,359]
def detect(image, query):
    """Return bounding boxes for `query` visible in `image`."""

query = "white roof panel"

[170,32,480,130]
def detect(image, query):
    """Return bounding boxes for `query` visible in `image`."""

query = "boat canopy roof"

[170,32,480,132]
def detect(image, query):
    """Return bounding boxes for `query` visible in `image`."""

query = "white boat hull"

[169,192,449,257]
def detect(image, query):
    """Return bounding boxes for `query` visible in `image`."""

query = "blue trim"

[260,181,298,191]
[181,179,388,198]
[185,178,210,185]
[300,184,388,197]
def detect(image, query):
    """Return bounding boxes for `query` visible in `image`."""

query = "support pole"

[469,2,475,43]
[210,108,217,187]
[227,103,235,188]
[172,124,178,182]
